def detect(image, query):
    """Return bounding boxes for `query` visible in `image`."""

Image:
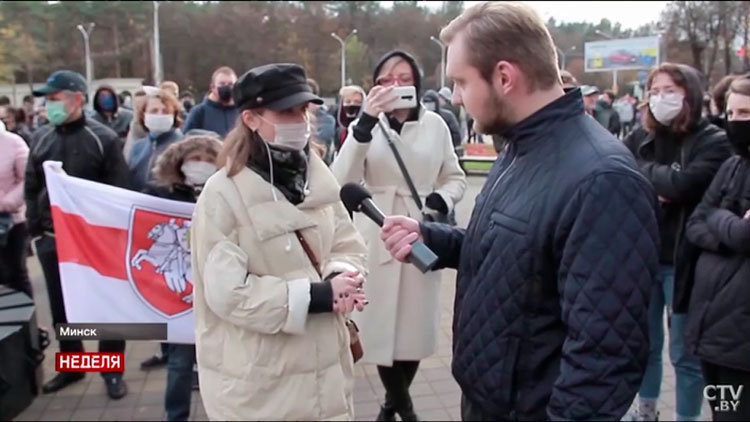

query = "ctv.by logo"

[704,385,743,412]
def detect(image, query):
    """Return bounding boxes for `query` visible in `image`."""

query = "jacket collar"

[234,152,339,210]
[638,119,711,156]
[55,114,87,135]
[204,98,236,110]
[500,88,584,155]
[149,128,182,144]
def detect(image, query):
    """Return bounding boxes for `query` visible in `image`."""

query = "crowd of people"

[1,1,750,421]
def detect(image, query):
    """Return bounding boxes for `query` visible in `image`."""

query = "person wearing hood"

[335,85,366,151]
[190,63,369,420]
[684,74,750,422]
[143,134,221,422]
[594,90,621,136]
[182,66,239,138]
[92,85,133,141]
[128,90,185,191]
[623,63,733,422]
[423,89,462,147]
[331,49,467,421]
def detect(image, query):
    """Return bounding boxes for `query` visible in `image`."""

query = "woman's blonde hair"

[137,89,183,129]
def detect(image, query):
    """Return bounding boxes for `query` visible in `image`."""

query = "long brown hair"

[643,63,693,134]
[218,111,324,177]
[218,116,255,177]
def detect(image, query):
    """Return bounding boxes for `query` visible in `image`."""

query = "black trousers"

[35,235,125,376]
[0,222,32,297]
[702,360,750,421]
[377,361,420,412]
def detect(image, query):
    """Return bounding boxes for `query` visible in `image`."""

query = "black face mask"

[217,86,233,102]
[727,120,750,158]
[343,105,361,119]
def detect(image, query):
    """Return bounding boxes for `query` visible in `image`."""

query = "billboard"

[585,36,660,72]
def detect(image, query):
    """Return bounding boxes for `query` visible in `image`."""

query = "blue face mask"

[98,94,116,112]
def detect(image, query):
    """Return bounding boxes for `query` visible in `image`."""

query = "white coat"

[331,109,467,366]
[191,153,368,421]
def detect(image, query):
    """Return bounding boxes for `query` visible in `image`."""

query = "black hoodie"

[92,85,133,139]
[352,50,425,143]
[423,89,461,147]
[623,64,733,313]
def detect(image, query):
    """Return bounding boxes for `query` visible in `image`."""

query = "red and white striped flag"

[43,161,196,343]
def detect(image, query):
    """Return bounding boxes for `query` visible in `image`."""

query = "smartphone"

[389,86,418,110]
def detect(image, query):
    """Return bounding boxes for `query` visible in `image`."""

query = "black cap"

[33,70,87,97]
[233,63,323,111]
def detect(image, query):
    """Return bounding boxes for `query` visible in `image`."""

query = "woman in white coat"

[191,63,369,421]
[331,50,467,421]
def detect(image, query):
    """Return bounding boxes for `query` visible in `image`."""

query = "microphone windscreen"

[340,183,372,213]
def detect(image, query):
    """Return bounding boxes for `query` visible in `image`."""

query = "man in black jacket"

[379,2,660,420]
[25,70,130,399]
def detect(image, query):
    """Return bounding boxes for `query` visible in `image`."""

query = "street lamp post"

[76,23,95,102]
[331,29,358,88]
[555,45,576,70]
[430,36,447,88]
[153,1,163,86]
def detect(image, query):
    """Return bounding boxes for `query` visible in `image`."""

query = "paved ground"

[14,175,711,421]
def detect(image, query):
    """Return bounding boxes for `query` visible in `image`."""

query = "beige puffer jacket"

[190,153,368,421]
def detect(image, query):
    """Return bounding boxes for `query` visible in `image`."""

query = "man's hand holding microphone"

[380,216,423,263]
[340,183,437,273]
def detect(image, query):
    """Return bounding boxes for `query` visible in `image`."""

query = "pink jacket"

[0,130,29,224]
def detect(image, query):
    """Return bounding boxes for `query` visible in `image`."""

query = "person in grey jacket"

[129,90,185,191]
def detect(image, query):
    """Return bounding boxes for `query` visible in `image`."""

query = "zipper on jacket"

[672,142,687,277]
[469,149,518,274]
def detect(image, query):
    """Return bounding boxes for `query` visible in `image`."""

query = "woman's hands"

[362,85,397,117]
[330,271,367,313]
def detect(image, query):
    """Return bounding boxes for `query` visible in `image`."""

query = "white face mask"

[648,93,684,126]
[145,113,175,135]
[259,115,310,151]
[423,102,437,112]
[181,160,217,187]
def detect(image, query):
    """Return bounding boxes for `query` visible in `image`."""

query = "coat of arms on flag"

[43,161,197,343]
[127,208,193,318]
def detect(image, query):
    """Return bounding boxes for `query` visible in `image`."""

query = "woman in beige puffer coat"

[190,63,369,421]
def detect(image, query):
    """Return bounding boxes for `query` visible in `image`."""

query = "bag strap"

[377,118,423,210]
[295,230,322,278]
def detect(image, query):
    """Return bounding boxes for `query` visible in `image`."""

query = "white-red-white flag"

[43,161,196,343]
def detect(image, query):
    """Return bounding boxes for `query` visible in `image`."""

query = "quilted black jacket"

[421,89,660,420]
[685,156,750,371]
[24,115,129,237]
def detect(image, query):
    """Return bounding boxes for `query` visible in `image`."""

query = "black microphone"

[340,183,438,273]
